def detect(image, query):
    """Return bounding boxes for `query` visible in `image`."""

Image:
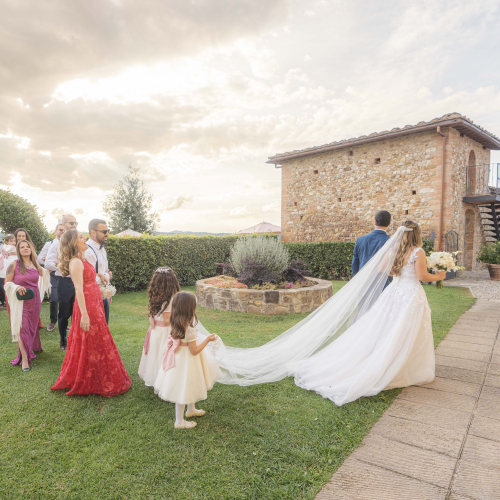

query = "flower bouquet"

[99,283,117,299]
[426,251,463,289]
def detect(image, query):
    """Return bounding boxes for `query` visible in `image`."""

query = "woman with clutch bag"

[4,240,45,371]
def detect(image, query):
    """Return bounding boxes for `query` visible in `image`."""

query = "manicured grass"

[0,283,474,499]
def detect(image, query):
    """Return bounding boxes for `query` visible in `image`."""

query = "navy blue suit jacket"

[351,229,391,276]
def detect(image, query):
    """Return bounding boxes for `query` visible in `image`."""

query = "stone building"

[267,113,500,270]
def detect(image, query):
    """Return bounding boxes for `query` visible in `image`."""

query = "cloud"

[262,201,280,212]
[164,195,193,211]
[230,206,249,216]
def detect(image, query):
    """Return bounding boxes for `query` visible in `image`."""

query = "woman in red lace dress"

[51,230,131,396]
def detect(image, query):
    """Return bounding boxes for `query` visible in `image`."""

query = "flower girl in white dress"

[138,267,181,386]
[154,292,219,429]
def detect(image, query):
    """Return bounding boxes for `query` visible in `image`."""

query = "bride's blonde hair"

[391,221,423,277]
[58,230,80,277]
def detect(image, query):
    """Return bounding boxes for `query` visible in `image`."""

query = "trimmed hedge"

[107,234,434,292]
[106,235,240,291]
[285,241,355,280]
[106,234,356,291]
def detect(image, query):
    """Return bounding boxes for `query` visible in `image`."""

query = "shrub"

[477,241,500,265]
[422,238,434,255]
[237,257,280,287]
[230,236,290,276]
[0,189,49,250]
[204,276,248,289]
[282,259,311,282]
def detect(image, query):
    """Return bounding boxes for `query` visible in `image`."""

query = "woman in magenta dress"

[51,230,131,397]
[5,240,44,370]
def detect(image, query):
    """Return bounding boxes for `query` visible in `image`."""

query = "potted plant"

[477,241,500,280]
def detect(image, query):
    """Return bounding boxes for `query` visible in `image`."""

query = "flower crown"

[156,267,172,274]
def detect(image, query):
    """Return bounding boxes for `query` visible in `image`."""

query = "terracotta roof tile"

[268,113,500,162]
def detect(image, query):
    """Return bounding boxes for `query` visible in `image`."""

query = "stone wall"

[280,127,491,270]
[195,277,333,315]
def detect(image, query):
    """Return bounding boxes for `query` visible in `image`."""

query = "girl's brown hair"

[391,221,423,277]
[3,234,15,244]
[148,267,181,317]
[16,240,42,275]
[170,292,198,339]
[58,230,80,277]
[14,228,34,245]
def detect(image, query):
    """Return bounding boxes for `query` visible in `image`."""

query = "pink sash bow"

[162,335,189,372]
[143,317,167,354]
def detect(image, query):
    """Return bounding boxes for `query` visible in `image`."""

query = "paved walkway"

[444,270,500,301]
[315,299,500,500]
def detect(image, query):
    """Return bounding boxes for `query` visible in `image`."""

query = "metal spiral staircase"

[462,163,500,242]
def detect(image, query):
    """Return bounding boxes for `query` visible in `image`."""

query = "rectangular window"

[374,158,381,164]
[338,198,342,202]
[313,170,319,174]
[412,190,416,195]
[405,210,409,215]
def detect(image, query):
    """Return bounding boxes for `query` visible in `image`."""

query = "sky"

[1,0,500,234]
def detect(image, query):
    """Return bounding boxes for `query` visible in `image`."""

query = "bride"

[206,220,446,406]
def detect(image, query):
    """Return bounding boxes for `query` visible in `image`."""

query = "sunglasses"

[66,221,78,226]
[96,229,110,235]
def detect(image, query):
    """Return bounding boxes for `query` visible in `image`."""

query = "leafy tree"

[0,189,49,250]
[103,165,160,234]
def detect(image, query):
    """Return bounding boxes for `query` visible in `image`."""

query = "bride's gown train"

[202,228,435,406]
[292,247,434,406]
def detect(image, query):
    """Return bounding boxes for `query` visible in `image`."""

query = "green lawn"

[0,283,474,499]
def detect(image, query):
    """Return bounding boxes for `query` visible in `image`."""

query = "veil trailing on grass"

[197,226,409,386]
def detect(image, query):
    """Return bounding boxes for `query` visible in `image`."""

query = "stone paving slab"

[480,385,500,400]
[370,415,463,457]
[435,346,491,362]
[435,354,488,373]
[418,377,481,398]
[438,339,492,353]
[353,434,456,489]
[398,386,476,412]
[460,435,500,470]
[475,396,500,421]
[452,460,500,500]
[385,399,471,431]
[316,458,448,500]
[445,333,494,346]
[469,415,500,443]
[484,373,500,388]
[314,299,500,500]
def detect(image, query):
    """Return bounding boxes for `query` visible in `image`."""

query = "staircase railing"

[465,163,500,197]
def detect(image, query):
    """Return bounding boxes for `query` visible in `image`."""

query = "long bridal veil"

[197,226,408,386]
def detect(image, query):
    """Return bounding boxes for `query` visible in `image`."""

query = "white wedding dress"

[206,228,435,406]
[292,247,435,406]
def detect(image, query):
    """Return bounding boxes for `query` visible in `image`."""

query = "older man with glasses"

[85,219,113,324]
[45,214,78,349]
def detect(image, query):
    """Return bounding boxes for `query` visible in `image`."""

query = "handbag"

[16,288,35,301]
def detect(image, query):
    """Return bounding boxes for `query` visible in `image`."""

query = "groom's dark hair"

[89,219,107,233]
[375,211,391,227]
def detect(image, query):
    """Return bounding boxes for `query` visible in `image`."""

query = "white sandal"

[174,420,197,429]
[185,409,206,418]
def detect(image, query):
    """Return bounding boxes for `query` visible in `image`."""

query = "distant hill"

[154,230,232,236]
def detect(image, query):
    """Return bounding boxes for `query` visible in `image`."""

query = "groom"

[352,210,391,276]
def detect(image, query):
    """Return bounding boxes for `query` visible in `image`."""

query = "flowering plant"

[204,276,249,289]
[99,283,117,299]
[426,251,464,289]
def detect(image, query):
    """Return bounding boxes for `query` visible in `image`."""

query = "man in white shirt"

[45,214,78,349]
[38,223,66,331]
[85,219,112,324]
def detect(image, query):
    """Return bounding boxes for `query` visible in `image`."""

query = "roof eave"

[266,118,500,164]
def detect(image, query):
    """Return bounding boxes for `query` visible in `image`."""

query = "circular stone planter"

[195,277,333,315]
